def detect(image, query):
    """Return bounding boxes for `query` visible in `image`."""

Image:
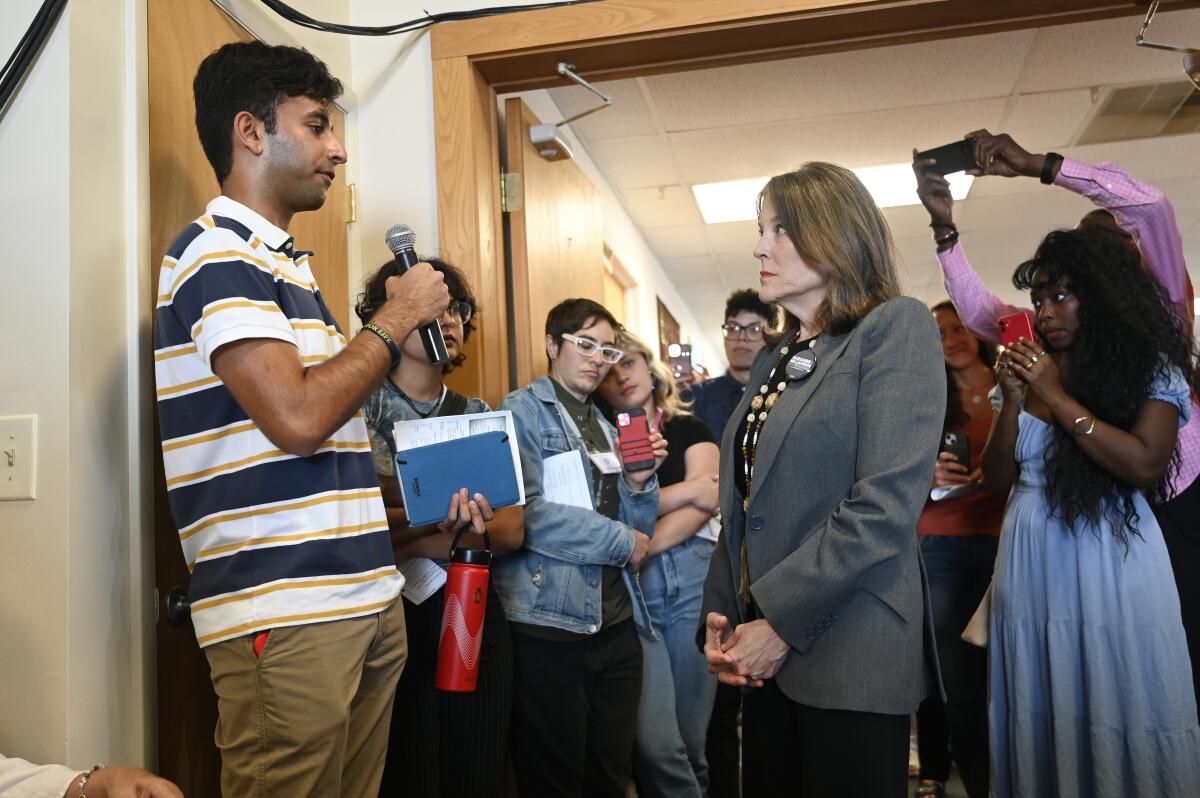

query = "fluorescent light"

[691,166,974,224]
[692,177,769,224]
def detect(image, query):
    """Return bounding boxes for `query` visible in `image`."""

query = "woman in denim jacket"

[495,298,668,798]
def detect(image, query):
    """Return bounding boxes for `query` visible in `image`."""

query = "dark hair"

[931,300,996,431]
[193,42,343,184]
[724,289,775,325]
[1012,227,1197,544]
[355,257,477,373]
[545,298,622,369]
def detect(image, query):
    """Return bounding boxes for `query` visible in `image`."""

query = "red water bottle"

[435,530,492,692]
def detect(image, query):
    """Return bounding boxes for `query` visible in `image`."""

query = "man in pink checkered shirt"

[914,128,1200,699]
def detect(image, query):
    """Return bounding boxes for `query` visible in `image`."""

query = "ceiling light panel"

[692,167,973,224]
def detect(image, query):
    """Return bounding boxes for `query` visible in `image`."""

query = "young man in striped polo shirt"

[153,42,449,797]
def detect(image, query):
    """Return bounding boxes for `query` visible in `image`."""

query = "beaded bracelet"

[78,764,105,797]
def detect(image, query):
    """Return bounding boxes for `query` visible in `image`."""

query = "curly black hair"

[355,257,477,373]
[1012,228,1198,544]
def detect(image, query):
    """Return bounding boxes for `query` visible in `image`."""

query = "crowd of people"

[12,36,1200,798]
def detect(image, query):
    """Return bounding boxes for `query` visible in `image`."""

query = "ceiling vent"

[1077,81,1200,145]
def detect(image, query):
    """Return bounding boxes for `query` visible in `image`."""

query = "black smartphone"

[941,431,970,467]
[916,138,978,176]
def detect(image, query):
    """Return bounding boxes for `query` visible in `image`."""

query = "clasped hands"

[998,337,1063,403]
[703,612,789,687]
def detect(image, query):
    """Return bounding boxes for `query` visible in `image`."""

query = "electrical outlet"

[0,415,37,501]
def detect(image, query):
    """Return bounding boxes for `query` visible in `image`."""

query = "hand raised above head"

[912,148,955,227]
[965,130,1044,180]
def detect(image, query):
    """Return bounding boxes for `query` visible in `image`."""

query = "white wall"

[0,0,149,769]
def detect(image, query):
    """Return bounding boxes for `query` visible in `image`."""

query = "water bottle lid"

[450,547,492,566]
[448,527,492,566]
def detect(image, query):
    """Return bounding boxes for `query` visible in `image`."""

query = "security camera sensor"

[530,123,573,162]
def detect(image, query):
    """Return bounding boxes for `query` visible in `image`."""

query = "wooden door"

[504,97,607,387]
[148,1,350,794]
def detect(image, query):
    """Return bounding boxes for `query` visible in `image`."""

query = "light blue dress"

[988,367,1200,797]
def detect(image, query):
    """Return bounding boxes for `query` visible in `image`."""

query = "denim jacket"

[495,376,659,639]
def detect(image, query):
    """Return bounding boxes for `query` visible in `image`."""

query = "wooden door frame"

[431,0,1198,404]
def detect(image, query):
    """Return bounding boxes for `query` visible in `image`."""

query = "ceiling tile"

[1002,89,1097,152]
[1017,10,1200,94]
[583,136,680,189]
[661,255,718,281]
[670,99,1008,185]
[707,221,759,257]
[642,225,710,260]
[622,185,704,228]
[643,31,1034,133]
[549,79,658,140]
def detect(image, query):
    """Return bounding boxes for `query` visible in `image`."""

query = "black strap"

[437,388,470,417]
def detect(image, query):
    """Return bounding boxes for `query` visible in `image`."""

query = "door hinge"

[500,171,523,213]
[153,587,160,624]
[345,182,358,224]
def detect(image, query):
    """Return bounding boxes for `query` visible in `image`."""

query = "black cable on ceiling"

[0,0,68,123]
[257,0,599,37]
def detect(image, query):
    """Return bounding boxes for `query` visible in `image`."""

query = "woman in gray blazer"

[700,162,945,797]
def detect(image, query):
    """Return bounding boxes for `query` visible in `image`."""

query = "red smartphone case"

[617,411,655,471]
[998,312,1035,349]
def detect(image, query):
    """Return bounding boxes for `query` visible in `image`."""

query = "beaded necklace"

[739,330,816,512]
[738,330,816,605]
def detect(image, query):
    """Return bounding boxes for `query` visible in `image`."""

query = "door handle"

[165,586,191,627]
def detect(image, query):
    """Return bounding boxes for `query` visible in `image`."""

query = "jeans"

[918,534,997,798]
[634,535,718,797]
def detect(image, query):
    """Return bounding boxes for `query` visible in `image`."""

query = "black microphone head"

[385,224,416,255]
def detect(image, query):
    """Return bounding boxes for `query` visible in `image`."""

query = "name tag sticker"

[588,451,622,474]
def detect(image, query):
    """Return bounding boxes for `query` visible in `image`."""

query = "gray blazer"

[701,296,945,715]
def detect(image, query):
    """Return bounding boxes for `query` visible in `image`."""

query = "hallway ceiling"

[548,8,1200,349]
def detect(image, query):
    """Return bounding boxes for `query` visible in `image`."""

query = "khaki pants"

[204,597,407,798]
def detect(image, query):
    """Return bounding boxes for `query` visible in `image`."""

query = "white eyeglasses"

[561,333,625,363]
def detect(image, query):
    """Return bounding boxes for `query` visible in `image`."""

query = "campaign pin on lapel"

[785,349,817,381]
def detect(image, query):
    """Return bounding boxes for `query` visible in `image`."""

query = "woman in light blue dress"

[981,227,1200,797]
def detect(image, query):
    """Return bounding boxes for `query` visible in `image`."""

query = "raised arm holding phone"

[913,129,1200,709]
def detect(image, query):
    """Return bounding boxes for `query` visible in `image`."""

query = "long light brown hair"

[759,162,901,336]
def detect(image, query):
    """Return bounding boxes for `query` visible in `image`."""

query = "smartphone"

[941,431,970,467]
[916,138,978,176]
[998,312,1036,350]
[668,343,693,379]
[616,408,655,472]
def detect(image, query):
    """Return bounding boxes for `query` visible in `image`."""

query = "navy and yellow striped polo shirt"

[153,195,401,647]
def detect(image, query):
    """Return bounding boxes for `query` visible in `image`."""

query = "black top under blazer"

[700,296,946,715]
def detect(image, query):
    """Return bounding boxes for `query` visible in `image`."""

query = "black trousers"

[378,584,513,798]
[510,619,643,798]
[1154,472,1200,706]
[706,682,743,798]
[741,679,909,798]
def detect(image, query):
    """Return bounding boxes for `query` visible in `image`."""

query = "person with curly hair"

[914,130,1200,708]
[980,227,1200,795]
[356,257,525,798]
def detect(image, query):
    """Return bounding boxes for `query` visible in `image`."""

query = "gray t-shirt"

[362,379,491,476]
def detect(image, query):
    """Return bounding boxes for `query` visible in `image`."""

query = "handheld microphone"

[384,224,450,365]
